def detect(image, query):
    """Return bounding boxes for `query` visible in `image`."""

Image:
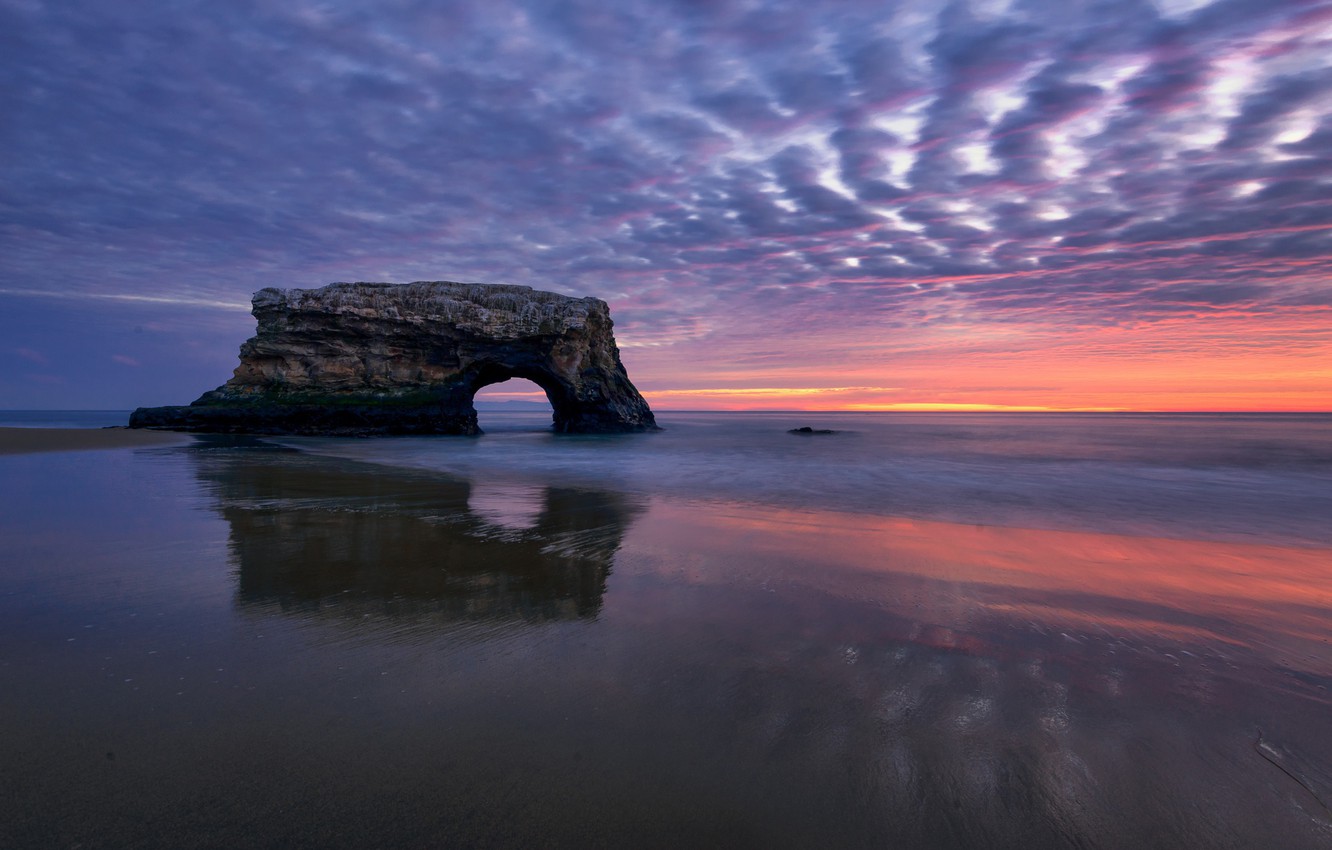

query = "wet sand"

[0,426,188,455]
[2,436,1331,848]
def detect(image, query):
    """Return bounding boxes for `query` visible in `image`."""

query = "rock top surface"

[251,281,602,338]
[130,280,658,435]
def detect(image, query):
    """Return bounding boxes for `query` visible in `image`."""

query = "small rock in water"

[789,426,837,435]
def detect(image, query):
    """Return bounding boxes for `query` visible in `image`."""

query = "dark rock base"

[129,401,662,436]
[129,403,481,437]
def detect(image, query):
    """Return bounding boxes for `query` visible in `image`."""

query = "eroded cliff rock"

[130,281,658,435]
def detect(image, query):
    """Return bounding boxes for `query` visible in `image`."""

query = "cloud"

[0,0,1328,408]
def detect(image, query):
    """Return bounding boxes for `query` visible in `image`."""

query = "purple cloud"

[1,0,1329,406]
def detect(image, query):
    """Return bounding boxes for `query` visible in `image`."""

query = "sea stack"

[130,281,658,435]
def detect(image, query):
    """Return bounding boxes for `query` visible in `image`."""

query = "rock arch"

[130,281,658,435]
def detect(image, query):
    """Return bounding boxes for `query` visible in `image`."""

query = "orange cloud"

[626,311,1332,412]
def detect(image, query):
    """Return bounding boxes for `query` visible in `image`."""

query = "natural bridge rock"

[129,281,658,435]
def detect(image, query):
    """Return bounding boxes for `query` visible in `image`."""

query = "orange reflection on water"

[633,501,1332,676]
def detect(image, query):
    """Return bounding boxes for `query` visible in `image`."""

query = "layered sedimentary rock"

[130,281,658,435]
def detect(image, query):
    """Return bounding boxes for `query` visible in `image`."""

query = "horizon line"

[4,407,1329,416]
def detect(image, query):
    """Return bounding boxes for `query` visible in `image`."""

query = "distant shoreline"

[0,427,189,456]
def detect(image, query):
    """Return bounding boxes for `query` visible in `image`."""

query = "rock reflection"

[188,440,644,624]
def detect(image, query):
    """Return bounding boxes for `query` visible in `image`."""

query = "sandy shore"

[0,426,190,455]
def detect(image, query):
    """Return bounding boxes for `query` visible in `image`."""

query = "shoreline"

[0,426,190,455]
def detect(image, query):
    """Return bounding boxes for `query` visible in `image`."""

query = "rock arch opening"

[472,377,556,431]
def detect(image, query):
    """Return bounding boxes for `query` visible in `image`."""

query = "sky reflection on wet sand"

[637,502,1332,676]
[1,436,1330,848]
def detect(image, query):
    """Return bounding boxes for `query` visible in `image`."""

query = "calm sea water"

[291,410,1332,546]
[0,409,132,429]
[2,412,1330,848]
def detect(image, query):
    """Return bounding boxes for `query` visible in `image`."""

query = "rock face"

[130,281,658,435]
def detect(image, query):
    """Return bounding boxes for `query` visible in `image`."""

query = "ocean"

[0,409,137,429]
[290,410,1332,547]
[2,411,1330,848]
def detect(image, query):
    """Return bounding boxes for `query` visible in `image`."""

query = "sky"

[2,0,1330,412]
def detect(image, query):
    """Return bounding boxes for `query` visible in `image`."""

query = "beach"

[2,413,1330,848]
[0,426,188,455]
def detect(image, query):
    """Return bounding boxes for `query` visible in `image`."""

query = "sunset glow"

[2,0,1330,411]
[6,6,1332,844]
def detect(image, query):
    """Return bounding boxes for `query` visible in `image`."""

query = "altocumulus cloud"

[1,0,1330,403]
